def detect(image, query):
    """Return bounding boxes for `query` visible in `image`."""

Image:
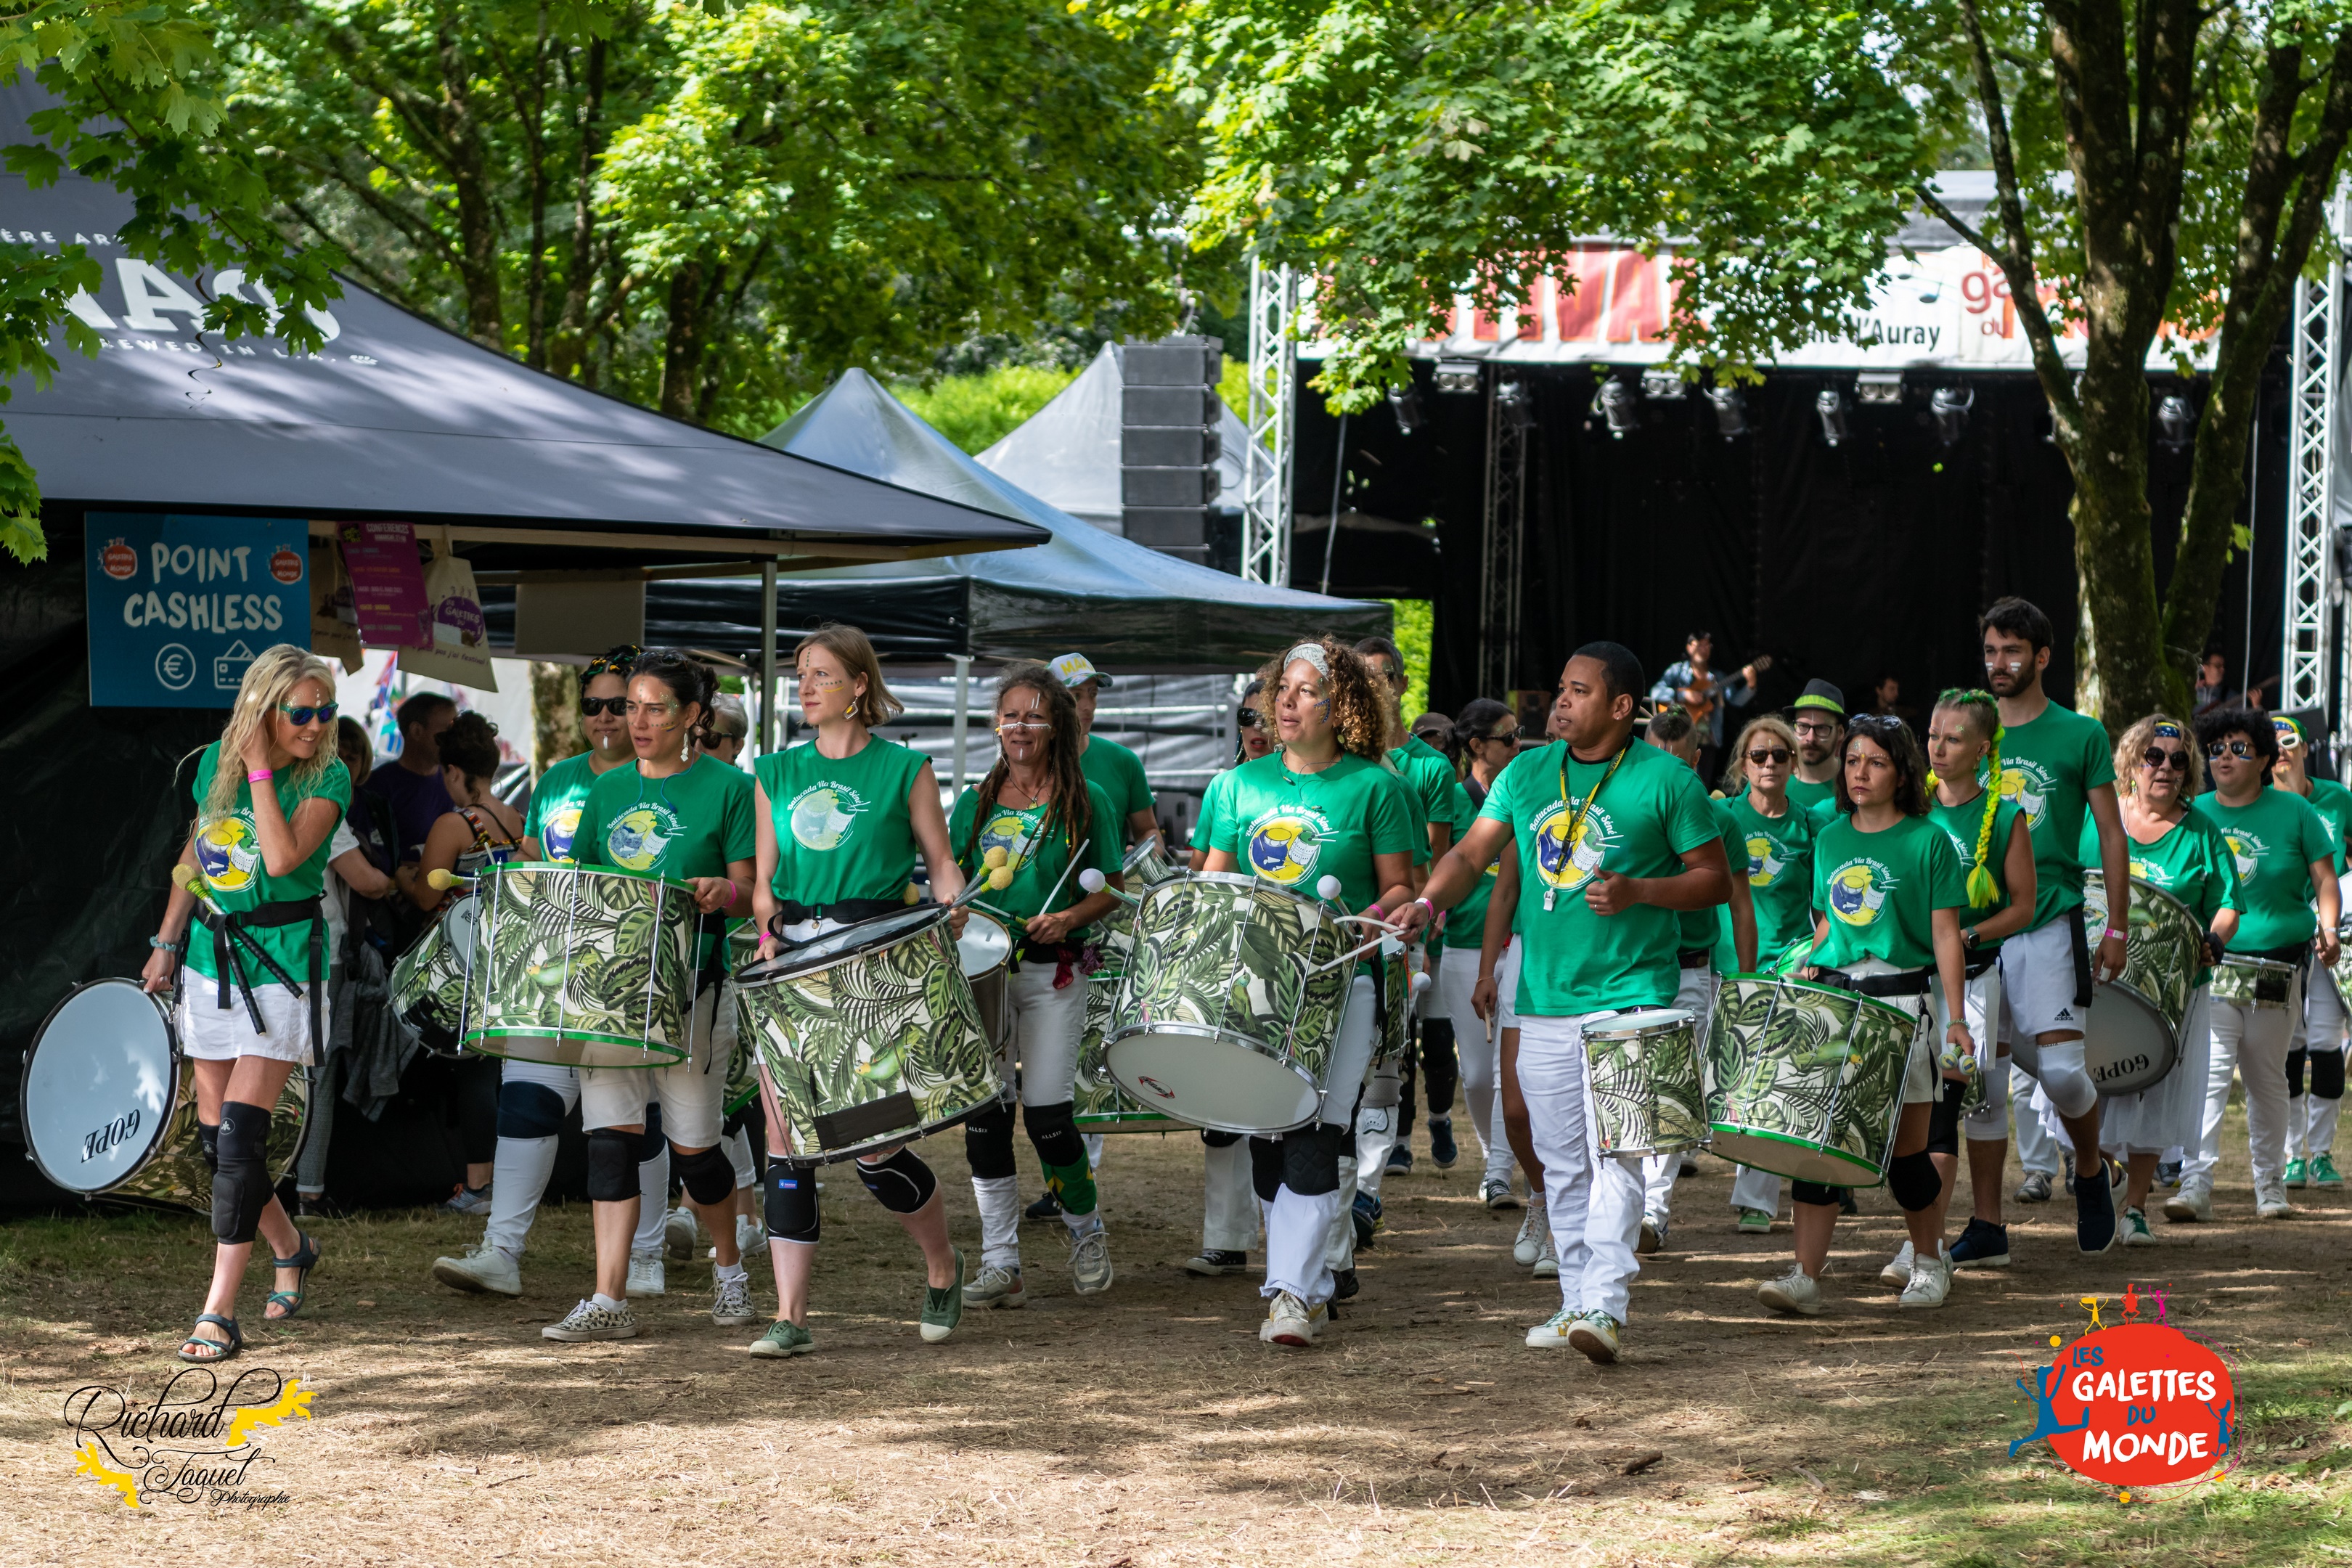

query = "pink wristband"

[1365,903,1384,920]
[247,768,274,784]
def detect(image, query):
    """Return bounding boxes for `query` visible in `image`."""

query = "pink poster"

[338,520,429,648]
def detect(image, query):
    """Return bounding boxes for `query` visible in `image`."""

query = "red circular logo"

[2041,1322,2234,1487]
[269,547,304,585]
[100,539,136,581]
[1138,1075,1175,1100]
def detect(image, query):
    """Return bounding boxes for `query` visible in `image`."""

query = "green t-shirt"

[949,781,1123,942]
[1196,751,1418,912]
[2080,812,2239,986]
[1078,735,1154,827]
[1786,775,1837,820]
[577,755,756,964]
[1809,812,1969,973]
[1191,767,1229,853]
[2190,787,2333,952]
[1726,790,1817,967]
[1388,736,1459,867]
[1678,796,1744,951]
[2297,777,2352,875]
[753,736,927,905]
[526,750,620,865]
[1441,780,1495,950]
[1927,787,2028,955]
[1992,701,2115,931]
[1477,740,1719,1018]
[186,743,354,987]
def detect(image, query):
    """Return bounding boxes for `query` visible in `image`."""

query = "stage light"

[1641,369,1687,401]
[1816,388,1850,447]
[1389,384,1426,436]
[2158,395,2196,451]
[1931,385,1974,448]
[1596,378,1641,439]
[1434,359,1483,395]
[1707,386,1748,439]
[1856,372,1904,407]
[1495,378,1536,433]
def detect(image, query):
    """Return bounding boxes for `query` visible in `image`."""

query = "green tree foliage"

[889,364,1078,455]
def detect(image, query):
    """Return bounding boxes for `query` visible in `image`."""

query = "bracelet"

[1414,896,1436,917]
[1365,903,1385,920]
[2103,927,2127,943]
[247,767,274,784]
[149,935,184,952]
[1945,1020,1968,1034]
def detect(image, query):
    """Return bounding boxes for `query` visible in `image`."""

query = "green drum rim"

[1708,1122,1886,1181]
[462,1026,690,1066]
[1071,1111,1177,1129]
[485,859,699,897]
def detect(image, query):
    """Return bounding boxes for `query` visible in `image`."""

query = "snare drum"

[1584,1008,1707,1156]
[1704,975,1922,1186]
[20,979,308,1211]
[958,910,1014,1049]
[735,906,1001,1162]
[388,898,481,1053]
[1103,872,1355,1135]
[2212,953,2298,1010]
[2081,872,2202,1094]
[1122,837,1184,890]
[462,862,698,1069]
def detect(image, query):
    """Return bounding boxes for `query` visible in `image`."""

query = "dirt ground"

[5,1101,2352,1567]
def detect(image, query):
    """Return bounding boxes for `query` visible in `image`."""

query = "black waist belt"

[1818,965,1933,998]
[772,897,904,930]
[1677,948,1711,970]
[2254,942,2313,968]
[191,895,324,1063]
[1965,954,1998,980]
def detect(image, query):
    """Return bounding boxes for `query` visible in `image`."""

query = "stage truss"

[1241,258,1297,589]
[2285,189,2351,740]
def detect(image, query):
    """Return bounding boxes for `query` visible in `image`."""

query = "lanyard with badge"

[1544,742,1626,912]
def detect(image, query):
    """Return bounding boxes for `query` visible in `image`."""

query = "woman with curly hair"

[141,644,351,1362]
[1194,636,1418,1347]
[950,663,1125,1309]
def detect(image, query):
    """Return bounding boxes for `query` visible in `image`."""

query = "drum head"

[1106,1029,1320,1135]
[21,979,176,1193]
[446,897,481,972]
[1590,1008,1694,1037]
[957,912,1012,979]
[2084,983,2178,1095]
[740,906,944,984]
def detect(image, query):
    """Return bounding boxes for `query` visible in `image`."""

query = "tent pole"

[1319,411,1348,597]
[760,558,778,756]
[951,654,972,793]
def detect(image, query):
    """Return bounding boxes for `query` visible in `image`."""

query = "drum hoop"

[1102,1018,1324,1137]
[1585,1009,1696,1042]
[460,1026,690,1067]
[2218,954,2297,973]
[1168,870,1336,912]
[1734,973,1919,1025]
[18,978,185,1196]
[1707,1122,1885,1180]
[738,905,950,987]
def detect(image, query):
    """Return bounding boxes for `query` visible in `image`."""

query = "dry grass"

[4,1098,2352,1565]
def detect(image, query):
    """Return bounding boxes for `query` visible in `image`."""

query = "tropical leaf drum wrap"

[735,918,1002,1162]
[388,902,473,1047]
[1074,971,1172,1130]
[464,864,696,1068]
[2082,873,2200,1035]
[1704,976,1918,1186]
[1584,1013,1707,1156]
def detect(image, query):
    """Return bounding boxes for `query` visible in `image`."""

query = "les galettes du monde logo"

[2008,1285,2237,1499]
[66,1366,315,1509]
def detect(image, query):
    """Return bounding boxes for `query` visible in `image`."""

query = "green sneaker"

[2314,1153,2345,1188]
[920,1246,965,1344]
[2285,1157,2309,1189]
[749,1319,814,1358]
[1736,1206,1773,1233]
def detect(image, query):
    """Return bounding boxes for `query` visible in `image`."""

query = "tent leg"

[759,559,778,756]
[950,655,971,793]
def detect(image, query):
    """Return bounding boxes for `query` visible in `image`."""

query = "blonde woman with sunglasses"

[141,645,351,1363]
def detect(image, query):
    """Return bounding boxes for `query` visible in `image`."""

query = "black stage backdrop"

[1297,359,2291,724]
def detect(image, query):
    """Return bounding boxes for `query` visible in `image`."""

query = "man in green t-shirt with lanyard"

[1400,642,1732,1365]
[2274,716,2352,1187]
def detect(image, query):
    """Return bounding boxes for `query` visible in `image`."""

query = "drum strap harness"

[1815,963,1933,999]
[772,897,904,929]
[189,895,325,1066]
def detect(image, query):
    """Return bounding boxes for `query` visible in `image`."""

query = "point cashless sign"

[85,513,310,709]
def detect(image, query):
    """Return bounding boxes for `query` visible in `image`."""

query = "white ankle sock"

[592,1291,624,1312]
[714,1260,747,1285]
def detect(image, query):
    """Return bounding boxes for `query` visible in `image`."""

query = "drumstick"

[1037,837,1090,912]
[171,863,224,918]
[945,822,1041,912]
[1077,867,1140,907]
[426,867,475,892]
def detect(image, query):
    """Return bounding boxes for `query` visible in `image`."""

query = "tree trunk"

[436,28,506,350]
[658,257,710,421]
[529,661,584,777]
[548,36,606,382]
[2064,367,2173,729]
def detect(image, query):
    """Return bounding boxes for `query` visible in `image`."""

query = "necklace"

[1546,741,1626,912]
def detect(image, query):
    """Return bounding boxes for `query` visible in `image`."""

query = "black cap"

[1792,679,1845,717]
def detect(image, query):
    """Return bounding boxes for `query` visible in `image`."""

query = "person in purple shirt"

[365,692,457,867]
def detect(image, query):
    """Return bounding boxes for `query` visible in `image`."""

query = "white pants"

[1000,962,1088,1106]
[1641,965,1716,1225]
[486,1057,666,1259]
[2012,1062,2060,1175]
[1201,1135,1258,1253]
[579,986,728,1148]
[1519,1011,1647,1323]
[1730,1164,1782,1217]
[2189,968,2303,1192]
[1265,974,1373,1306]
[1437,945,1506,1183]
[2292,965,2346,1161]
[1485,942,1523,1190]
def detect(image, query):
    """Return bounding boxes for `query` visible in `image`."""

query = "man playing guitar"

[1649,632,1768,772]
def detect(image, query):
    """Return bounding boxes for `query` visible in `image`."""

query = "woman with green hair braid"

[1919,689,2038,1278]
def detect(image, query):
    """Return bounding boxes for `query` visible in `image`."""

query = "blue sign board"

[85,513,311,708]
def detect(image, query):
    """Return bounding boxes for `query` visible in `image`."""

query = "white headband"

[1284,643,1331,678]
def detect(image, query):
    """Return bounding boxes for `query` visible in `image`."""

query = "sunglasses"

[2141,746,2189,771]
[1481,727,1522,745]
[2206,739,2255,760]
[709,730,746,745]
[579,695,627,717]
[1746,746,1792,766]
[1236,707,1262,729]
[277,701,338,726]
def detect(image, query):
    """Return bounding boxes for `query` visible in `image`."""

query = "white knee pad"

[2035,1038,2098,1120]
[1963,1055,2012,1140]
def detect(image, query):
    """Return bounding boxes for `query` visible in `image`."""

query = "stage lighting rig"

[1816,388,1850,447]
[1494,378,1536,433]
[1707,386,1748,439]
[2157,395,2196,451]
[1389,384,1426,435]
[1931,385,1974,448]
[1596,377,1641,439]
[1434,360,1483,395]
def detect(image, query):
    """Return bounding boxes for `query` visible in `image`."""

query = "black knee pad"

[674,1142,735,1206]
[1281,1124,1347,1197]
[586,1128,640,1202]
[1791,1179,1844,1208]
[2315,1049,2346,1100]
[1248,1136,1283,1204]
[197,1120,221,1174]
[964,1100,1017,1180]
[1924,1078,1965,1157]
[1202,1129,1244,1149]
[634,1104,666,1164]
[1887,1148,1941,1213]
[854,1147,937,1214]
[1021,1099,1086,1169]
[211,1100,273,1244]
[2288,1047,2308,1098]
[764,1164,820,1244]
[497,1081,568,1141]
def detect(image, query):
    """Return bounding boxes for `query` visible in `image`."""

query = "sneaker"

[1352,1192,1381,1249]
[1879,1239,1916,1288]
[1736,1206,1774,1234]
[2120,1206,2156,1246]
[664,1205,698,1261]
[1678,1154,1701,1178]
[1482,1178,1522,1211]
[1525,1307,1583,1349]
[1898,1251,1951,1310]
[918,1249,966,1343]
[2286,1157,2311,1189]
[963,1262,1026,1310]
[2075,1161,2119,1254]
[1948,1217,2012,1268]
[2164,1181,2213,1222]
[748,1319,814,1358]
[441,1182,492,1216]
[1567,1312,1621,1364]
[1260,1291,1326,1347]
[2316,1153,2345,1188]
[1513,1199,1549,1265]
[1385,1143,1414,1175]
[542,1297,640,1342]
[1427,1115,1458,1169]
[1531,1225,1559,1279]
[1069,1228,1115,1295]
[1331,1266,1360,1302]
[711,1273,758,1327]
[2016,1170,2055,1204]
[1757,1266,1824,1317]
[626,1250,666,1298]
[1637,1215,1667,1256]
[1024,1191,1063,1222]
[1184,1249,1249,1277]
[735,1214,771,1260]
[2255,1184,2296,1220]
[431,1241,520,1297]
[2157,1159,2184,1188]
